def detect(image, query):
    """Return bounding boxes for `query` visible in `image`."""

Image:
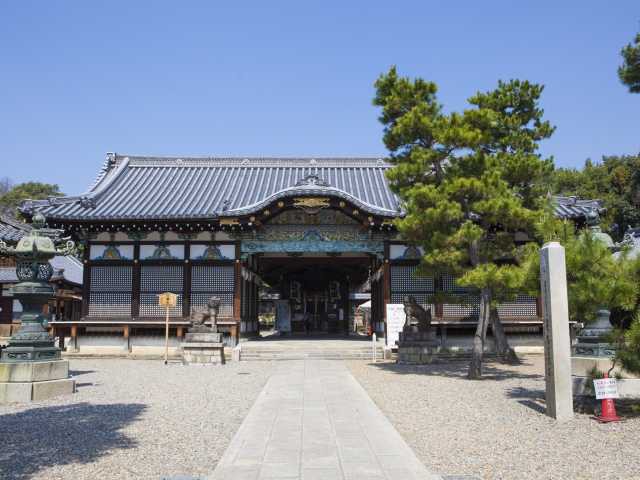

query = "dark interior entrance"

[258,255,371,334]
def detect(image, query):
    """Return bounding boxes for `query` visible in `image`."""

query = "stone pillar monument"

[540,242,573,422]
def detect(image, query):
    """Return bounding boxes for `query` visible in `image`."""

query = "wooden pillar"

[123,324,130,352]
[435,274,444,319]
[82,244,91,318]
[341,277,350,334]
[536,296,543,318]
[233,251,242,343]
[131,244,141,318]
[183,243,191,318]
[382,260,391,337]
[176,326,184,338]
[71,324,78,352]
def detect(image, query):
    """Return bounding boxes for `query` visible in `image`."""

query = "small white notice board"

[385,304,405,347]
[593,377,619,400]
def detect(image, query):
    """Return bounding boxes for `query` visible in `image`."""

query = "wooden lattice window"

[390,265,435,312]
[497,294,537,318]
[139,265,184,317]
[190,265,234,317]
[88,266,132,317]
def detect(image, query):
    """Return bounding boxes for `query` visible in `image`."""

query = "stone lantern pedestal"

[0,214,76,403]
[0,283,76,403]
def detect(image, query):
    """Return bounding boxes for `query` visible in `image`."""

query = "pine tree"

[374,67,554,378]
[619,31,640,93]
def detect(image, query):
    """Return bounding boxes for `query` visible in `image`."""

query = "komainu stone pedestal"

[397,329,441,364]
[181,331,225,365]
[0,360,75,403]
[396,296,440,364]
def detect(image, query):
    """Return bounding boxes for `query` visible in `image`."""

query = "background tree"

[531,215,637,323]
[374,67,554,378]
[0,177,12,197]
[552,154,640,241]
[0,182,62,218]
[619,30,640,93]
[616,316,640,375]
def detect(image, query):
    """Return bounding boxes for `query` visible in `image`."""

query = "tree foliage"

[616,315,640,375]
[552,154,640,240]
[619,31,640,93]
[530,216,638,323]
[374,67,554,378]
[0,182,62,218]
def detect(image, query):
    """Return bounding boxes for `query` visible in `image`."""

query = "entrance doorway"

[258,254,372,335]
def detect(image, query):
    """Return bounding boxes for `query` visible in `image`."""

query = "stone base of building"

[572,356,640,398]
[0,360,75,403]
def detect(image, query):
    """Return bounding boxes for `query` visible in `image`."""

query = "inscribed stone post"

[540,242,573,422]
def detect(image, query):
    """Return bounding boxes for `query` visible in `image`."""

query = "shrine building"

[21,154,601,352]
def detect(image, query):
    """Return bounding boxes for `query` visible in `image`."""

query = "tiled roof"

[0,256,83,286]
[49,255,84,286]
[0,216,31,242]
[553,196,604,220]
[20,153,601,223]
[25,154,402,221]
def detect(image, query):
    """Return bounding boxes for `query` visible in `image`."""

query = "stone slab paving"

[211,359,440,480]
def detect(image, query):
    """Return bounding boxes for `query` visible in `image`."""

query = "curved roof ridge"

[30,153,402,221]
[224,184,400,217]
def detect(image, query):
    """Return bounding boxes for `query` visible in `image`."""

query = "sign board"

[594,377,619,400]
[158,292,178,308]
[385,304,405,347]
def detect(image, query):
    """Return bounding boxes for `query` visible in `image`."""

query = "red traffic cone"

[596,373,621,423]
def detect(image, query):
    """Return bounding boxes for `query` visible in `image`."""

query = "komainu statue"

[403,295,431,332]
[190,296,221,333]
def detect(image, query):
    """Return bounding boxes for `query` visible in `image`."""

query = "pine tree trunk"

[469,287,491,379]
[490,306,519,364]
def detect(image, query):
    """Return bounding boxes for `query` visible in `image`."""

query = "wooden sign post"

[158,292,178,365]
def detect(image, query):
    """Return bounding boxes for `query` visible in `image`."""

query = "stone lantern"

[0,213,76,402]
[572,209,616,358]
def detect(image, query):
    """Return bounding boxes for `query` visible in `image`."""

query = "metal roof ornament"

[79,197,96,209]
[295,173,330,188]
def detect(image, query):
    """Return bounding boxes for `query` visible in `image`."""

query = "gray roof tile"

[21,154,602,224]
[28,155,402,220]
[0,216,31,242]
[0,256,83,286]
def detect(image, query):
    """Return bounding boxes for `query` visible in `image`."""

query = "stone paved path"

[211,359,440,480]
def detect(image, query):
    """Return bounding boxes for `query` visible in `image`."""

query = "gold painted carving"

[293,197,330,209]
[292,197,331,214]
[220,218,240,226]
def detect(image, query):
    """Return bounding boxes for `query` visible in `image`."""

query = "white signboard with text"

[385,304,406,347]
[594,377,619,400]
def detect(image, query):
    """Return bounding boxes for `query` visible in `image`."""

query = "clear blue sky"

[1,1,638,195]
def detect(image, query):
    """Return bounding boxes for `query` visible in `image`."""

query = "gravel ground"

[347,355,640,480]
[0,359,276,480]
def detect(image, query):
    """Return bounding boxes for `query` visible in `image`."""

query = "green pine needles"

[619,32,640,94]
[374,67,554,378]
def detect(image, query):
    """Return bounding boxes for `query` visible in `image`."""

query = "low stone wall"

[572,356,640,398]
